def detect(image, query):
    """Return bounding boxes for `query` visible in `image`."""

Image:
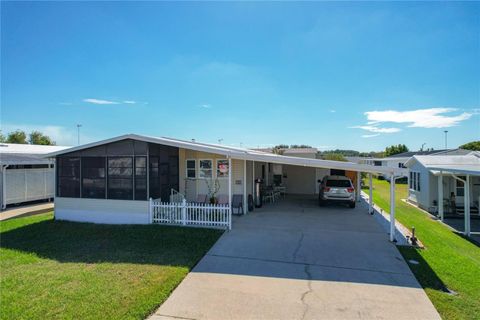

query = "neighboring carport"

[430,164,480,237]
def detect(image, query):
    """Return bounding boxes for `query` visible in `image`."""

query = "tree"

[7,130,27,144]
[322,153,347,162]
[29,131,56,145]
[459,141,480,151]
[385,144,409,157]
[0,131,6,143]
[289,144,312,149]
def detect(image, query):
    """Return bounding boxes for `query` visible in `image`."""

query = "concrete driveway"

[151,196,440,320]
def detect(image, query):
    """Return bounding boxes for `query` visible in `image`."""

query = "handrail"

[170,188,185,203]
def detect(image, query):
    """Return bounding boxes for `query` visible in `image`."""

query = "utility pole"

[77,124,82,145]
[443,130,448,150]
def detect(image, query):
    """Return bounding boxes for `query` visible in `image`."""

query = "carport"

[238,150,408,242]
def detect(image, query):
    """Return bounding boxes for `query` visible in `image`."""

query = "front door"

[455,176,466,205]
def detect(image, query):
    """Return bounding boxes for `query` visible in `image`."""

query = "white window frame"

[186,159,196,179]
[198,159,213,179]
[216,159,229,179]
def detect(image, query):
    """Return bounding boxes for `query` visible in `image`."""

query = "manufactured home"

[405,154,480,236]
[45,134,405,239]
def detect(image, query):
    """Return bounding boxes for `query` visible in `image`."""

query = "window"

[199,159,212,178]
[326,179,352,188]
[186,159,196,178]
[81,157,106,199]
[456,176,465,197]
[134,156,147,200]
[410,171,421,192]
[216,159,229,178]
[107,157,133,200]
[57,157,80,197]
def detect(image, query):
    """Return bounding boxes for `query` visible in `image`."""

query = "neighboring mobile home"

[404,154,480,236]
[0,143,70,209]
[46,134,404,233]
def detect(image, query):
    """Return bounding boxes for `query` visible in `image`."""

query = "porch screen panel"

[57,157,80,198]
[149,156,160,199]
[107,157,133,200]
[81,157,106,199]
[134,156,147,200]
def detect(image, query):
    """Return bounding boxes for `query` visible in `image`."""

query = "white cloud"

[329,109,336,113]
[362,134,380,138]
[199,104,212,109]
[83,98,119,105]
[351,125,401,133]
[123,100,136,104]
[365,108,472,128]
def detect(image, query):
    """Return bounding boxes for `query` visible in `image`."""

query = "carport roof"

[44,134,406,175]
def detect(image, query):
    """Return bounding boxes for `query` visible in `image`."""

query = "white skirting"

[54,197,149,224]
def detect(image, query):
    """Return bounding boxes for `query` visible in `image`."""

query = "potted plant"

[205,178,220,204]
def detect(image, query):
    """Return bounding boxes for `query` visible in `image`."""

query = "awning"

[44,134,407,175]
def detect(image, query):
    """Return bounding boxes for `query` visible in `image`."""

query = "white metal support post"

[243,159,247,214]
[368,173,373,214]
[228,157,232,230]
[252,161,255,197]
[438,172,444,221]
[356,171,361,202]
[390,176,396,242]
[465,175,470,237]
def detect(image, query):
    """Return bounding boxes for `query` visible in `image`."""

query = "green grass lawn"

[0,212,222,320]
[371,179,480,320]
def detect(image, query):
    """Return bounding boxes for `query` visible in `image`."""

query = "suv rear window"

[326,180,352,187]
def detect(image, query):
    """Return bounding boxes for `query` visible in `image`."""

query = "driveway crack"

[300,264,313,320]
[292,233,304,262]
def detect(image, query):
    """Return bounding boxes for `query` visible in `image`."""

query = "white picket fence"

[149,198,231,230]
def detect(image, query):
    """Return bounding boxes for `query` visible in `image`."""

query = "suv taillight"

[347,187,354,193]
[324,187,331,192]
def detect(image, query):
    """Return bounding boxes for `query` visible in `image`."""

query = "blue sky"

[1,1,479,151]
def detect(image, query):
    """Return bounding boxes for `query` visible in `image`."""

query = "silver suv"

[318,175,356,208]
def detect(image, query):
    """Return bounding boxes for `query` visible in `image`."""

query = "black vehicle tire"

[349,201,356,208]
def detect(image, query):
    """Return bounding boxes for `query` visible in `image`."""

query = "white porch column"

[438,172,444,221]
[356,171,361,202]
[390,176,396,242]
[252,161,255,199]
[465,175,470,237]
[228,157,232,230]
[243,159,247,214]
[368,173,373,214]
